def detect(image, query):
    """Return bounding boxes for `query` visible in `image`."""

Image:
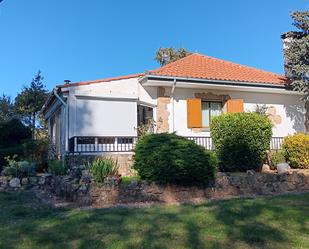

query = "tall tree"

[155,47,191,66]
[282,9,309,132]
[0,94,14,122]
[15,70,49,138]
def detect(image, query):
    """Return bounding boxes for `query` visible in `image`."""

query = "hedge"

[282,133,309,169]
[133,133,216,186]
[211,112,272,172]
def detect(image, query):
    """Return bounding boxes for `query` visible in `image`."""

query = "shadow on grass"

[0,191,309,249]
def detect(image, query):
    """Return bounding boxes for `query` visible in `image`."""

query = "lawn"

[0,191,309,249]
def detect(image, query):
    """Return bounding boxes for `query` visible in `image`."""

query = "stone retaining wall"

[1,169,309,207]
[90,170,309,207]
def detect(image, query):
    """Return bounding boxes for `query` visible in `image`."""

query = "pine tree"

[282,9,309,132]
[15,70,49,138]
[0,94,14,122]
[155,47,191,66]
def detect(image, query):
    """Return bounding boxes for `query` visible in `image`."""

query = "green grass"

[0,191,309,249]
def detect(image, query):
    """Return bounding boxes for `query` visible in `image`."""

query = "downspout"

[53,89,69,155]
[171,79,177,132]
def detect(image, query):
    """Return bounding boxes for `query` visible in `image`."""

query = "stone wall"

[1,169,308,208]
[90,170,309,207]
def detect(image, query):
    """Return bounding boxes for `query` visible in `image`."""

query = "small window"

[98,137,115,144]
[77,137,95,144]
[202,101,222,127]
[117,137,133,144]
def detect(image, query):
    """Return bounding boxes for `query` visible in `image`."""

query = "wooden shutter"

[187,98,202,128]
[226,99,244,113]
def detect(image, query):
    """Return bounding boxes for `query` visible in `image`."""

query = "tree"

[15,70,49,138]
[282,9,309,132]
[155,47,191,66]
[0,94,14,122]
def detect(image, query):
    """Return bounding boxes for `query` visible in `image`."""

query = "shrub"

[22,139,49,172]
[120,176,141,185]
[0,146,23,171]
[282,133,309,169]
[133,133,216,185]
[211,112,272,172]
[48,160,66,176]
[2,156,35,178]
[0,119,31,148]
[87,157,119,183]
[271,150,286,168]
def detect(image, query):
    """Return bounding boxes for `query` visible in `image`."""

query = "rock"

[38,177,46,185]
[9,178,21,188]
[21,178,29,185]
[0,176,8,187]
[246,170,255,175]
[277,163,290,174]
[29,176,38,185]
[261,164,271,172]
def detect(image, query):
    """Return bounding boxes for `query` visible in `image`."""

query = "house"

[42,53,305,156]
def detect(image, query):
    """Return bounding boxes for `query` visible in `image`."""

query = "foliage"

[211,113,272,172]
[0,94,14,122]
[253,104,268,116]
[0,146,23,171]
[155,47,191,66]
[282,133,309,169]
[282,9,309,131]
[135,118,156,137]
[22,139,49,172]
[87,157,119,183]
[2,156,36,178]
[120,176,142,185]
[270,150,286,168]
[0,118,31,148]
[14,70,49,138]
[48,160,66,176]
[133,133,216,185]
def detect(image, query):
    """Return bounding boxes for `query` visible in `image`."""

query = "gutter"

[139,74,289,89]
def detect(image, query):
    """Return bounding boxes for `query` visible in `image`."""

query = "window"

[201,101,222,127]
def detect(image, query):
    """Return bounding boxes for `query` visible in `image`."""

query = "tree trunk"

[32,112,36,139]
[305,100,309,134]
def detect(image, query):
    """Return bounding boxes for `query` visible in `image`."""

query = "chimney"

[64,80,71,85]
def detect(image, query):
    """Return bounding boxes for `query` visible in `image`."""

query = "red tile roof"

[149,53,287,85]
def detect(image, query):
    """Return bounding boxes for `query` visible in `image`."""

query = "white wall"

[167,87,305,137]
[73,97,137,136]
[67,77,153,138]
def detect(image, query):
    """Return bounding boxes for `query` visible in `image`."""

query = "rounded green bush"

[282,133,309,169]
[211,112,272,172]
[133,133,216,185]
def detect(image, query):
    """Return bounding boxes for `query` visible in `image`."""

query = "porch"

[68,136,284,153]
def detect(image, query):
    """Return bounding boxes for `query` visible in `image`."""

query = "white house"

[42,53,305,156]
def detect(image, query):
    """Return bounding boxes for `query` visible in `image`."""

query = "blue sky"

[0,0,308,97]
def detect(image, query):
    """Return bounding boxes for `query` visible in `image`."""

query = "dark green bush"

[22,139,49,172]
[48,160,66,176]
[0,119,31,148]
[211,113,272,172]
[133,133,216,185]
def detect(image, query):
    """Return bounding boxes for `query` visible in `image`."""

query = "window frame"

[201,100,223,128]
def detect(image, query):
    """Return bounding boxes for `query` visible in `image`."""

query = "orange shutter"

[187,99,202,128]
[226,99,244,113]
